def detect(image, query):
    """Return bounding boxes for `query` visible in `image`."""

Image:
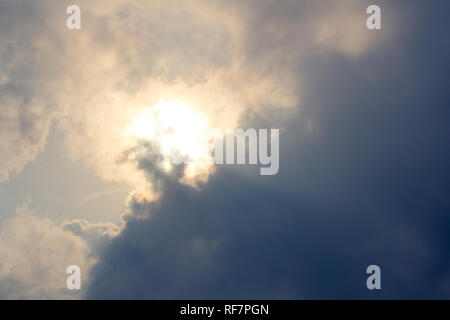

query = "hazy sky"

[0,0,449,299]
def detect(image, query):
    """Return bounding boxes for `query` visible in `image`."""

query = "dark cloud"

[1,0,448,299]
[86,1,450,299]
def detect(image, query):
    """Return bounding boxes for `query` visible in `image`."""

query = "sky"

[0,0,450,299]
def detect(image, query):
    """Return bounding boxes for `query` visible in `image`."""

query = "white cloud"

[0,0,386,188]
[0,205,95,299]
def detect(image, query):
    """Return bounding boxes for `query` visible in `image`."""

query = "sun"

[125,99,218,183]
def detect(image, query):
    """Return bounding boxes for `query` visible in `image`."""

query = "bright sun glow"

[126,100,218,182]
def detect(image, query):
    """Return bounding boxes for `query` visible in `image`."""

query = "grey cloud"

[0,0,63,182]
[62,219,119,256]
[86,1,450,299]
[1,0,449,300]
